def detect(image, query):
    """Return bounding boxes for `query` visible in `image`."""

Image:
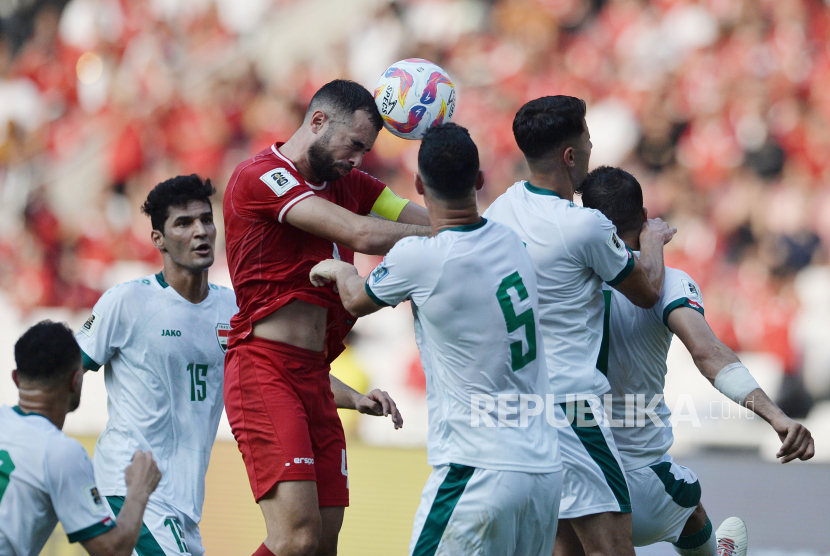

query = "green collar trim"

[155,272,169,289]
[438,218,488,234]
[12,406,49,420]
[524,181,562,198]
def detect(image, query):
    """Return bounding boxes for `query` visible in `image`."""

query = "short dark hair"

[579,166,644,237]
[15,320,81,384]
[513,96,587,159]
[418,123,480,200]
[307,79,383,132]
[141,174,216,233]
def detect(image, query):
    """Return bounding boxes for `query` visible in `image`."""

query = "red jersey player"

[223,80,431,556]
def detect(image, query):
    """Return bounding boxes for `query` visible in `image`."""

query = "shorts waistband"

[237,336,327,365]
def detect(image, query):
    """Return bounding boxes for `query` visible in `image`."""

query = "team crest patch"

[260,168,300,197]
[216,324,230,353]
[79,310,101,338]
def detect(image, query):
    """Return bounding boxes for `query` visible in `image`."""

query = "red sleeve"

[352,170,387,216]
[229,162,316,223]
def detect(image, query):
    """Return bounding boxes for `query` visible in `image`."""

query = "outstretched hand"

[355,389,403,429]
[771,416,815,463]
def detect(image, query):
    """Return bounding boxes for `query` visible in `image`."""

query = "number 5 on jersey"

[496,272,537,371]
[187,363,208,401]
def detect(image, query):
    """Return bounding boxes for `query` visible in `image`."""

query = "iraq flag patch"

[216,324,230,353]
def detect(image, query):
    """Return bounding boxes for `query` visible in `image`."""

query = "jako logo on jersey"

[260,168,300,197]
[161,329,182,337]
[215,323,230,353]
[79,310,101,338]
[294,457,314,465]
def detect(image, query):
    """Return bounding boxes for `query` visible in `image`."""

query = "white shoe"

[716,517,748,556]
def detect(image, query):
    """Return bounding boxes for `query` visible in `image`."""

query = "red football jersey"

[224,143,386,358]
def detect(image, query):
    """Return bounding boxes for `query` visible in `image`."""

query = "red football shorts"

[224,337,348,506]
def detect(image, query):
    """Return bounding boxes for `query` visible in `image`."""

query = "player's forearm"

[334,268,379,317]
[352,218,430,255]
[690,340,741,384]
[637,234,666,300]
[330,374,361,409]
[742,387,787,424]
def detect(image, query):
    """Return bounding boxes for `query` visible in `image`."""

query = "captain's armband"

[370,187,409,222]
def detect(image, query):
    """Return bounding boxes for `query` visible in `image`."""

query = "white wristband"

[714,362,761,405]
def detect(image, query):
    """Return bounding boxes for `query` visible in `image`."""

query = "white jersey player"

[483,96,675,556]
[580,165,815,556]
[76,175,237,556]
[1,321,160,556]
[310,123,563,556]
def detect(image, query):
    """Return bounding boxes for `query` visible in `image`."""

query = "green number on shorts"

[0,450,15,504]
[496,272,537,371]
[187,363,208,402]
[164,517,188,553]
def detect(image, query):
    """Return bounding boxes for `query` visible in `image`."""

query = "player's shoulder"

[663,266,703,301]
[99,274,164,304]
[208,283,238,308]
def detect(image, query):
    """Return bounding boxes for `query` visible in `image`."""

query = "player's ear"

[69,364,83,395]
[11,369,19,388]
[642,207,648,221]
[309,110,327,133]
[150,229,165,252]
[563,146,575,167]
[475,170,485,191]
[414,173,425,196]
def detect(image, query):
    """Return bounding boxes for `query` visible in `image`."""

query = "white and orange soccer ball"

[373,59,457,140]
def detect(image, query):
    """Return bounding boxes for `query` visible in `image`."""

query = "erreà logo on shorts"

[79,310,101,338]
[260,168,300,197]
[294,457,314,465]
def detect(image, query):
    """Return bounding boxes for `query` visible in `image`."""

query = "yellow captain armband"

[370,187,410,221]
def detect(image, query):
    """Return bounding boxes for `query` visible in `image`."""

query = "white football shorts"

[556,398,632,519]
[107,496,205,556]
[627,453,701,546]
[409,464,563,556]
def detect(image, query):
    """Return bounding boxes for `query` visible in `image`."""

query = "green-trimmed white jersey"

[75,274,237,522]
[604,265,704,471]
[0,405,115,556]
[483,181,635,398]
[365,219,560,473]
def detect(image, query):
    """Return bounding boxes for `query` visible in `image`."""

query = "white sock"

[673,517,716,556]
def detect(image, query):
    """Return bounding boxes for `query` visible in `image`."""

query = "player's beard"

[307,128,351,182]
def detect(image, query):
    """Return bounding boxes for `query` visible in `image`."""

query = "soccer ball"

[373,59,457,140]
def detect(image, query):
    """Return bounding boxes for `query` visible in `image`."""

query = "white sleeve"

[75,286,131,371]
[572,211,635,285]
[364,237,436,308]
[659,269,704,326]
[44,437,115,543]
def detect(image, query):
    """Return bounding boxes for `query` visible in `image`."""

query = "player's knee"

[268,522,321,556]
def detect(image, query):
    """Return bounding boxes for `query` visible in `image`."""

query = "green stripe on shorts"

[649,462,701,509]
[562,400,631,512]
[412,464,475,556]
[106,496,167,556]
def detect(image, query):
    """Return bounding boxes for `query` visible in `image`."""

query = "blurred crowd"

[2,0,830,408]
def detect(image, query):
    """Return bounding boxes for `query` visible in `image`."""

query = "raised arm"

[668,307,815,463]
[285,196,430,255]
[81,451,161,556]
[612,218,675,309]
